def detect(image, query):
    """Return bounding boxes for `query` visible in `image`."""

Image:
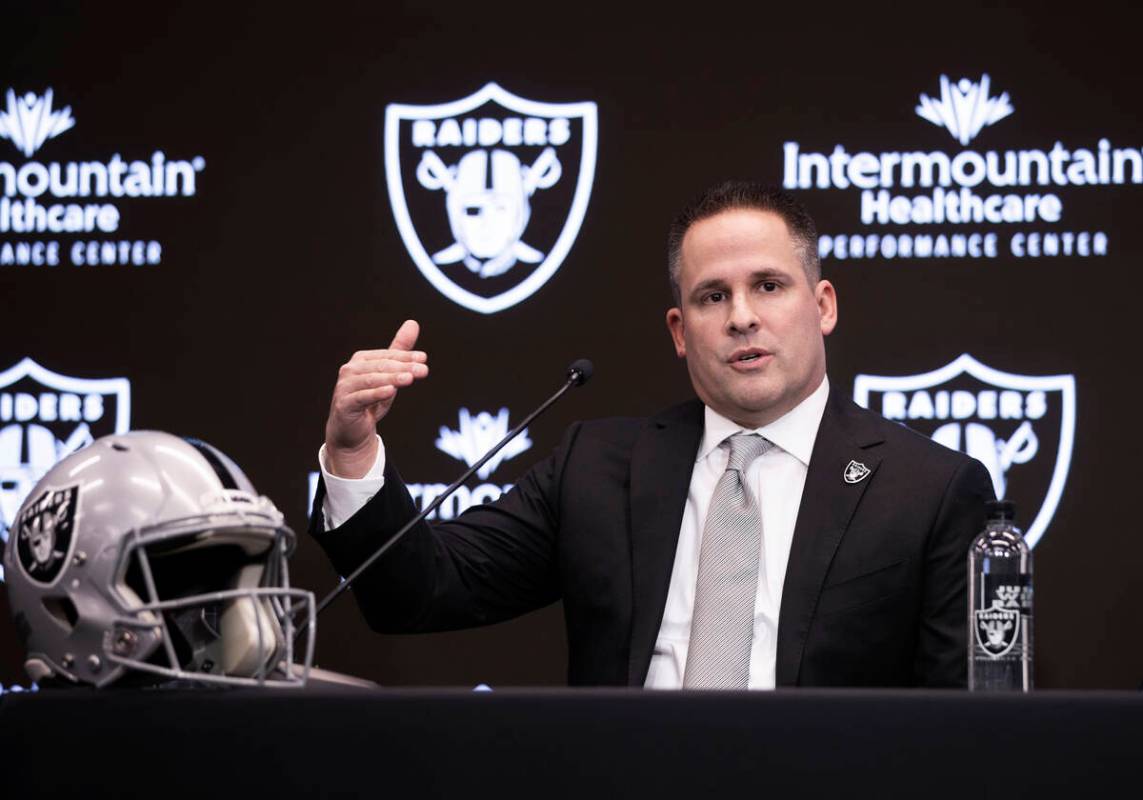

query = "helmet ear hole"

[41,595,79,630]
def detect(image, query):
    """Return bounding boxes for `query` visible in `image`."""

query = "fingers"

[339,358,429,379]
[338,367,428,396]
[346,349,427,364]
[388,319,420,351]
[328,353,430,424]
[338,384,398,413]
[324,322,427,453]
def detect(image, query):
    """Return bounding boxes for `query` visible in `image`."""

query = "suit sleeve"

[307,423,581,633]
[913,457,996,687]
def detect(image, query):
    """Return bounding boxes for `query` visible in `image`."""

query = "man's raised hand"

[324,319,428,478]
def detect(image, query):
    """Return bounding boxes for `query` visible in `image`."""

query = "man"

[312,181,994,688]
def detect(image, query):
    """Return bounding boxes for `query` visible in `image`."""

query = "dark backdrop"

[1,2,1139,690]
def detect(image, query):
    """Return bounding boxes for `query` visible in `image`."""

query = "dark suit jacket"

[311,389,994,687]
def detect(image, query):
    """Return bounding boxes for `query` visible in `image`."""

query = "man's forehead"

[679,209,802,279]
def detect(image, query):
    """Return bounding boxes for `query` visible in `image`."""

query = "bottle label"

[974,605,1021,657]
[974,576,1032,659]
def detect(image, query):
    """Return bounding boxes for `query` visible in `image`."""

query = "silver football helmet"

[2,430,314,688]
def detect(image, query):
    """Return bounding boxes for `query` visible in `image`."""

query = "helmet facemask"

[109,508,314,688]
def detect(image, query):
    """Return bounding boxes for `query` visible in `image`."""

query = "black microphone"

[309,358,594,622]
[567,358,592,386]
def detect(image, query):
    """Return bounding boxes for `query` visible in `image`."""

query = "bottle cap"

[986,499,1016,521]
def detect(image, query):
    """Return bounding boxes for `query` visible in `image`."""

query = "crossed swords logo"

[415,147,562,278]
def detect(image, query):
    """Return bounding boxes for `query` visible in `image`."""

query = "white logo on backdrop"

[0,683,38,695]
[0,358,130,582]
[0,86,208,268]
[854,354,1075,549]
[0,89,76,157]
[436,407,532,479]
[385,83,597,314]
[782,72,1134,261]
[916,74,1014,146]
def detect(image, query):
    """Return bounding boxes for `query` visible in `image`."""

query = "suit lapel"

[775,389,885,686]
[626,400,704,686]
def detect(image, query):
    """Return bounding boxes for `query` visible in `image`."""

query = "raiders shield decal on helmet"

[854,354,1075,549]
[385,83,598,314]
[15,485,79,585]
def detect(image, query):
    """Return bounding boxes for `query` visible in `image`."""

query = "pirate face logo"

[0,358,130,582]
[385,83,598,314]
[843,460,871,484]
[974,604,1021,658]
[15,485,79,585]
[854,354,1075,548]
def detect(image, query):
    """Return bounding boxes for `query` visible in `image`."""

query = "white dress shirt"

[319,377,830,690]
[644,376,829,689]
[319,436,386,531]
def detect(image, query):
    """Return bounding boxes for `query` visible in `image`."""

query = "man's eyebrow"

[690,277,728,296]
[747,268,789,281]
[689,269,790,297]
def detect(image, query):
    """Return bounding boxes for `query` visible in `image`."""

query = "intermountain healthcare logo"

[436,407,532,480]
[915,74,1013,147]
[781,73,1143,261]
[0,89,75,157]
[385,83,597,314]
[0,358,130,582]
[306,406,532,519]
[854,354,1075,549]
[0,87,207,268]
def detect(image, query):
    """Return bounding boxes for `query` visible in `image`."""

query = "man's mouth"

[728,348,772,368]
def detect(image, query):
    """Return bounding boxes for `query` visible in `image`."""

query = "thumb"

[389,319,420,351]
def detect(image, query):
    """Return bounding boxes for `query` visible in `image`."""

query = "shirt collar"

[696,376,830,467]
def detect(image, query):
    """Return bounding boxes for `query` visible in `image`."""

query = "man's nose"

[726,294,761,334]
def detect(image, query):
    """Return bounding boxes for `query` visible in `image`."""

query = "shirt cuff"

[318,436,385,531]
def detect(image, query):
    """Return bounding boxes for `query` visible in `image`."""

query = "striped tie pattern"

[683,432,771,689]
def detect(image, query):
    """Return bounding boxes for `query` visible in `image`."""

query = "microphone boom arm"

[311,363,590,620]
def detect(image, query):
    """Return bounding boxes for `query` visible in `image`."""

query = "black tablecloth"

[2,687,1139,797]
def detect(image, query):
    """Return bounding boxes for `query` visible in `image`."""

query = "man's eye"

[703,291,725,304]
[760,281,778,292]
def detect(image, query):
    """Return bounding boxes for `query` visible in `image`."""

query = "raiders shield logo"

[15,485,79,585]
[843,460,871,484]
[385,83,598,314]
[853,354,1075,548]
[974,604,1021,658]
[0,358,130,583]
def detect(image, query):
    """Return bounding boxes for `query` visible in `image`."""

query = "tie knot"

[725,432,770,472]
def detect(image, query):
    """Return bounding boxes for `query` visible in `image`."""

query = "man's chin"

[709,393,785,428]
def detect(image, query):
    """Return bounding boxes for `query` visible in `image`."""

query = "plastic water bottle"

[968,499,1033,690]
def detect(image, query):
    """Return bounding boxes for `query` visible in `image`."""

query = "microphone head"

[566,359,594,387]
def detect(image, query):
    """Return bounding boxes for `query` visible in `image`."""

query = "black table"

[2,688,1139,797]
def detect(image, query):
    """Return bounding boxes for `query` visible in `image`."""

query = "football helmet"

[2,430,314,688]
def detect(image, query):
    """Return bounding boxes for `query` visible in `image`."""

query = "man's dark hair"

[666,181,821,304]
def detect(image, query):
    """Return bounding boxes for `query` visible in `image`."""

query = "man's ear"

[666,307,686,357]
[816,279,838,336]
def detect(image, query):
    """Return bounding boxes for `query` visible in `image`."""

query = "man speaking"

[311,181,994,688]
